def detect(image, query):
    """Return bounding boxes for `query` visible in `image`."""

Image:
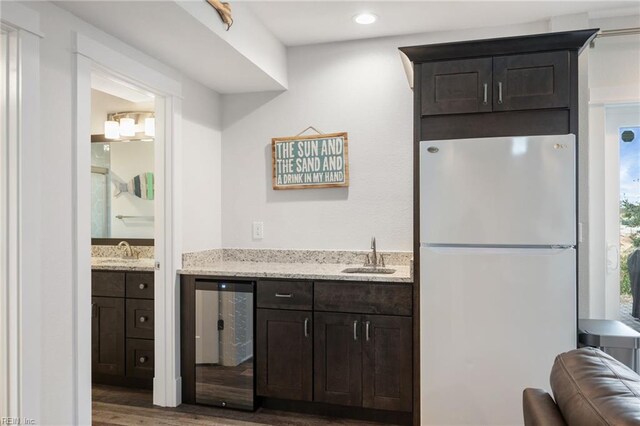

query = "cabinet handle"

[304,318,310,338]
[139,356,148,364]
[353,320,358,341]
[365,321,371,342]
[139,283,147,290]
[275,293,293,298]
[498,82,503,104]
[482,83,488,104]
[139,316,147,323]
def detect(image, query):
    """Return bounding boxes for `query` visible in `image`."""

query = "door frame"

[0,2,42,421]
[73,32,183,423]
[603,104,640,318]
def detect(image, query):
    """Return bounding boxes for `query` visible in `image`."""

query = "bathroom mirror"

[91,140,155,239]
[91,87,156,241]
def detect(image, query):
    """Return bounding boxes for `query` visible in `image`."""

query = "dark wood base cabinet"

[182,276,414,425]
[314,313,412,412]
[254,280,413,421]
[256,309,313,401]
[92,270,154,388]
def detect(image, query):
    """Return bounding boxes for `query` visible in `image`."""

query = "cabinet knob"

[139,356,147,364]
[139,283,147,290]
[139,316,147,323]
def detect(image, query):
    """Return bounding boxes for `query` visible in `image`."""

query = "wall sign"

[272,132,349,190]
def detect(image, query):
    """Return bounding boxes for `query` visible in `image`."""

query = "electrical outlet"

[252,221,264,240]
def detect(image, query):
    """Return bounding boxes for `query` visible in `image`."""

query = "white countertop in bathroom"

[91,257,155,272]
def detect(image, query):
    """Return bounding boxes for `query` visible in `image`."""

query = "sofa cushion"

[551,347,640,426]
[523,388,567,426]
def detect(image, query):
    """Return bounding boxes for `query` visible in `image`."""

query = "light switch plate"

[252,221,264,240]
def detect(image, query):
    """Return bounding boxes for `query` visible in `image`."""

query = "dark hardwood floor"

[92,385,385,425]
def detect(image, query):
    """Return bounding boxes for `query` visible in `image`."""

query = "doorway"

[603,105,640,328]
[89,75,157,400]
[73,33,182,422]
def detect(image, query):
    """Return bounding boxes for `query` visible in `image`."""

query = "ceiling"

[55,1,286,94]
[245,1,640,46]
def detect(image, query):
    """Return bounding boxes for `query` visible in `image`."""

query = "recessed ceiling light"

[353,13,377,25]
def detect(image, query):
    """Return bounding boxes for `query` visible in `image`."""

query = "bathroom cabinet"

[92,270,154,388]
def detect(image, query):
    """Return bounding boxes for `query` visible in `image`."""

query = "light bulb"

[353,13,377,25]
[119,117,135,137]
[104,121,119,139]
[144,117,155,137]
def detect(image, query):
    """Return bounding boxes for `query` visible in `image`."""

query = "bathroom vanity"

[91,257,155,389]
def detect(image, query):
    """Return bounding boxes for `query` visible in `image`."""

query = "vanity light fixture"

[119,117,136,137]
[353,13,377,25]
[102,111,155,141]
[144,117,155,137]
[104,120,120,139]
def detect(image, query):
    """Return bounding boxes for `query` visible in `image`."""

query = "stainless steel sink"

[341,267,396,274]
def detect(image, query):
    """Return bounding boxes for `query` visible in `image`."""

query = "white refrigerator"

[419,134,577,425]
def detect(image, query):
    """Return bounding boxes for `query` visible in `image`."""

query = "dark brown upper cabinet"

[493,51,569,111]
[422,51,569,116]
[421,58,492,116]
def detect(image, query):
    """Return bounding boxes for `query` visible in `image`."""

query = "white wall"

[221,21,548,251]
[21,1,223,423]
[181,78,223,252]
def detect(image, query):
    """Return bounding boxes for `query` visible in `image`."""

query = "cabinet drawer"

[257,280,312,310]
[126,338,154,379]
[126,272,154,299]
[126,299,154,339]
[315,282,412,316]
[92,271,125,297]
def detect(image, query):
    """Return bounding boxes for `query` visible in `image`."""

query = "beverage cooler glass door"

[195,281,254,410]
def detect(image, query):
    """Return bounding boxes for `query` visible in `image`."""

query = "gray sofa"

[523,347,640,425]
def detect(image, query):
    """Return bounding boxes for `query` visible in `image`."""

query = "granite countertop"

[91,257,155,272]
[178,261,412,283]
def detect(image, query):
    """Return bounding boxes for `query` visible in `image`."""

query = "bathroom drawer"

[126,273,154,299]
[126,338,154,379]
[126,299,154,339]
[92,271,125,298]
[257,280,312,311]
[314,281,412,316]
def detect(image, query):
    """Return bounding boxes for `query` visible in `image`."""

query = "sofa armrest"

[523,388,567,426]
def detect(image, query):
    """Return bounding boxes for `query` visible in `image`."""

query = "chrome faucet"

[117,240,135,259]
[364,237,385,268]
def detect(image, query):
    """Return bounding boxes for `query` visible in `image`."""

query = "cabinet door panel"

[314,312,362,407]
[92,296,125,376]
[421,58,492,116]
[493,51,569,111]
[362,315,412,412]
[256,309,312,401]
